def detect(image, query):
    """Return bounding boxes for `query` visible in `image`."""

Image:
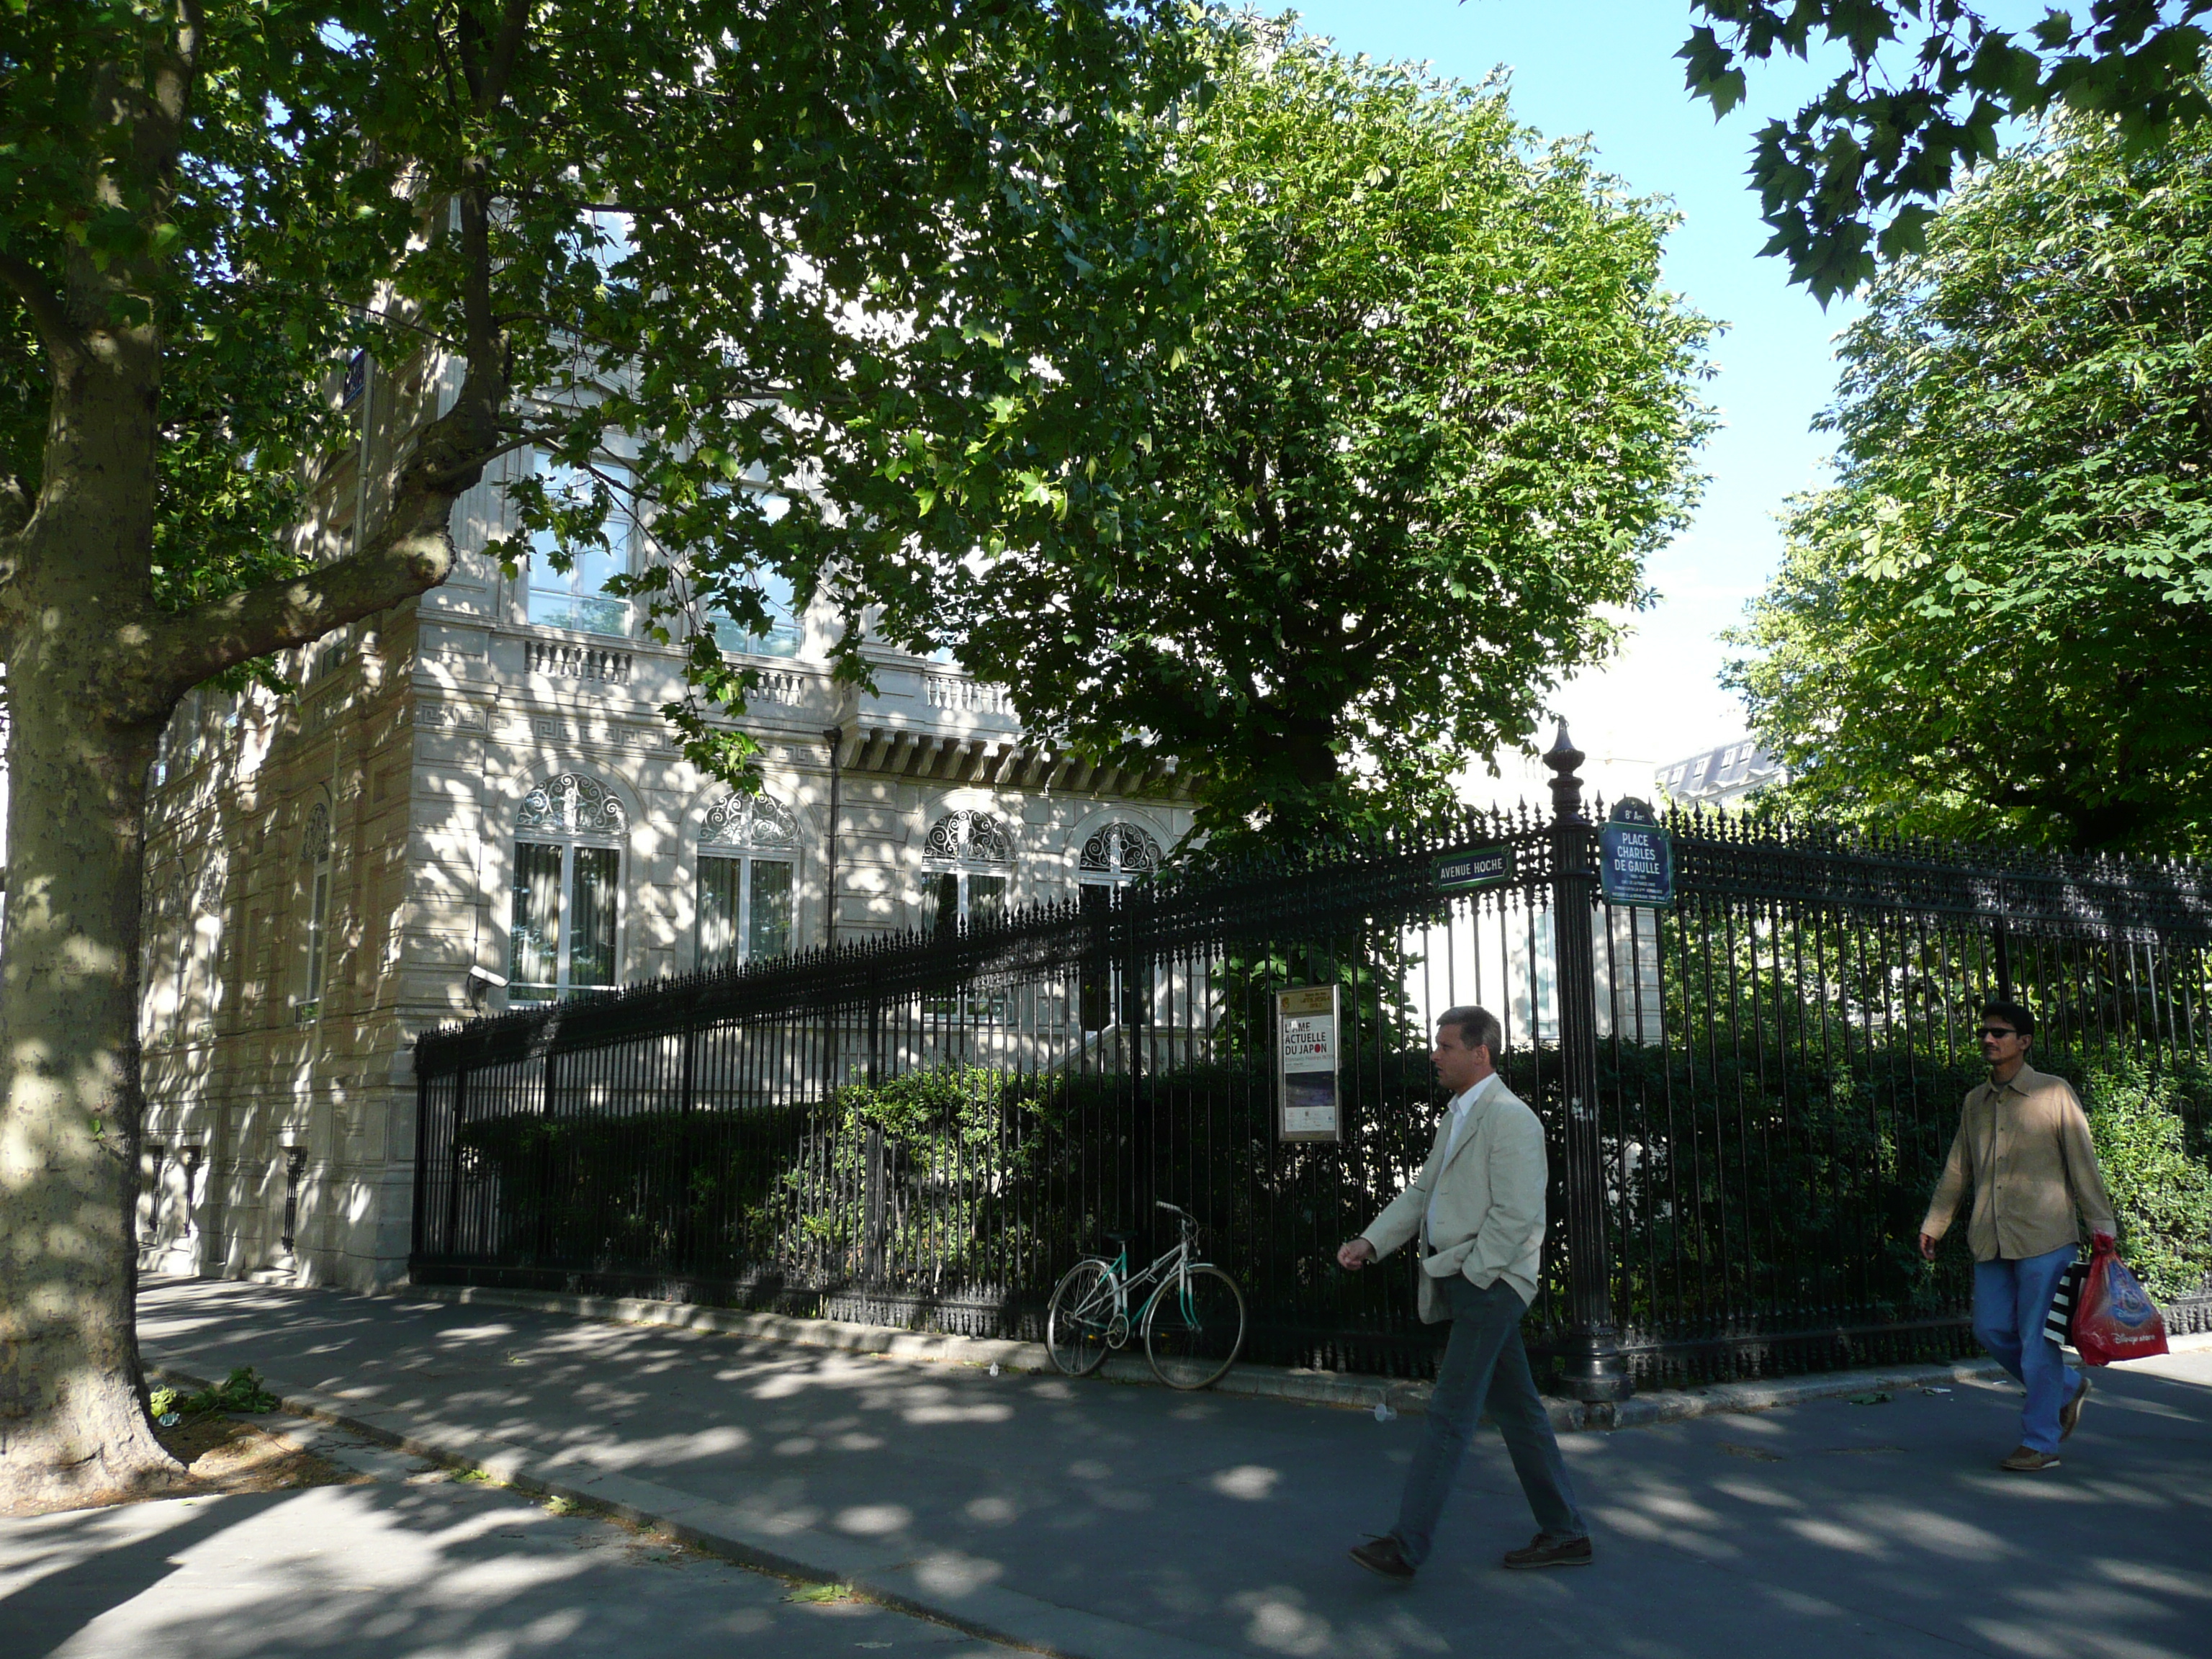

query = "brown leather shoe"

[2000,1445,2061,1472]
[1503,1532,1593,1570]
[1349,1535,1416,1582]
[2059,1375,2090,1440]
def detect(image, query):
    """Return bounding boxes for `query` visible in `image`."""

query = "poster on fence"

[1277,985,1343,1143]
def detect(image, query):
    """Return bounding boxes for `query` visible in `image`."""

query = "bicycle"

[1044,1201,1247,1390]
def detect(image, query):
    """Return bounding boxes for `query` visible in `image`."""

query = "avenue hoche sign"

[1434,845,1514,894]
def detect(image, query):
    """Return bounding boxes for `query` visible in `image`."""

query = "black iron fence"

[413,734,2212,1395]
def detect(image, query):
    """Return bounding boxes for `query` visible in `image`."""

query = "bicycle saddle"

[1100,1228,1140,1248]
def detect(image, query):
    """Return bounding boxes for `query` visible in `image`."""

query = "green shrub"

[2080,1057,2212,1302]
[150,1366,279,1419]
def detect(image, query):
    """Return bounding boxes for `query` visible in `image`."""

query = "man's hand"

[2092,1231,2116,1252]
[1917,1231,1938,1262]
[1337,1237,1375,1272]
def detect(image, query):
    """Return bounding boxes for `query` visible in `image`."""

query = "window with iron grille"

[510,773,628,1003]
[697,793,799,970]
[922,809,1014,933]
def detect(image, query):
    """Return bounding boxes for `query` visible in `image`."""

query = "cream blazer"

[1359,1074,1547,1319]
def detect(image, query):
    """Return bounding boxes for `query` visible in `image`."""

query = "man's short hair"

[1982,999,2036,1038]
[1437,1005,1503,1061]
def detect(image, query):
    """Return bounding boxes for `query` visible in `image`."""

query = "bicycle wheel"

[1046,1259,1118,1377]
[1144,1264,1246,1390]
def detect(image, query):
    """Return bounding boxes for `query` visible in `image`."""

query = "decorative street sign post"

[1599,796,1674,907]
[1275,984,1343,1143]
[1546,723,1633,1408]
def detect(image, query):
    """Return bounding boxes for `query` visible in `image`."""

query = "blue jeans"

[1972,1244,2085,1455]
[1391,1275,1586,1567]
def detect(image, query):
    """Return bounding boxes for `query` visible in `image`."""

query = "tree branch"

[477,0,532,116]
[143,513,453,695]
[0,250,79,359]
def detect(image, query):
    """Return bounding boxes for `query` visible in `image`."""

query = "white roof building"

[1655,739,1786,807]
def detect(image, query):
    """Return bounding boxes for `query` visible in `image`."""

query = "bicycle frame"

[1092,1215,1209,1342]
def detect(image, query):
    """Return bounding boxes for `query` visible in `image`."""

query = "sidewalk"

[1,1411,1000,1659]
[139,1278,2212,1659]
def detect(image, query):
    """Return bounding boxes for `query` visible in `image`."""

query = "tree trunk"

[0,685,176,1505]
[0,4,504,1512]
[0,329,184,1506]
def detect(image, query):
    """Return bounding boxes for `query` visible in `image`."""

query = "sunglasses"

[1977,1026,2019,1039]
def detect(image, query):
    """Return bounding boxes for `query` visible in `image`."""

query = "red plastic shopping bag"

[2071,1238,2170,1367]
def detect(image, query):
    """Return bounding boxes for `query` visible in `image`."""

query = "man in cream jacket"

[1338,1006,1590,1582]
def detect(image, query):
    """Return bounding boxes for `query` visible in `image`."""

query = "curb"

[395,1280,2212,1431]
[148,1360,1243,1659]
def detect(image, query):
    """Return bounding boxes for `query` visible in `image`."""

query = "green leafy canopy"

[879,22,1715,847]
[1,0,1200,762]
[1728,105,2212,853]
[1682,1,2212,302]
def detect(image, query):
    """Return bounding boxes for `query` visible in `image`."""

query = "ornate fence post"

[861,980,887,1295]
[1545,722,1633,1406]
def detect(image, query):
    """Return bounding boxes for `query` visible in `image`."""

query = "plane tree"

[1728,109,2212,853]
[882,27,1714,846]
[0,0,1190,1507]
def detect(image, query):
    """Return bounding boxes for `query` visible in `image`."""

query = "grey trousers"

[1391,1274,1587,1566]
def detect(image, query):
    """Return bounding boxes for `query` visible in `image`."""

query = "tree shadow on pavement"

[0,1478,991,1659]
[135,1278,2212,1659]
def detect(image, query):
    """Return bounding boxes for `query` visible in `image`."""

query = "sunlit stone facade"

[135,429,1192,1292]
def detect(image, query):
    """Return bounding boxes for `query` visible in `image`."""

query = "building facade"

[134,416,1192,1292]
[1655,738,1786,808]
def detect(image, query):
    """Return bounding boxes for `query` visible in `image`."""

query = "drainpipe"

[822,725,843,949]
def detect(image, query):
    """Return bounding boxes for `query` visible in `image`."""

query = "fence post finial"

[1545,719,1586,825]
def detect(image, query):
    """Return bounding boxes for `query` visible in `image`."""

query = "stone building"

[133,369,1192,1292]
[1655,737,1786,807]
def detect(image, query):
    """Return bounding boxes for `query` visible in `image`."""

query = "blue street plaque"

[1434,845,1514,894]
[1599,798,1674,907]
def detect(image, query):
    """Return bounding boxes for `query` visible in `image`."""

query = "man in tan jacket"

[1919,999,2118,1472]
[1337,1007,1588,1581]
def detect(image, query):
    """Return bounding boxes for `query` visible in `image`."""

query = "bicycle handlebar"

[1155,1200,1187,1215]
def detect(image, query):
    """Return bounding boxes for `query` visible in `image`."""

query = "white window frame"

[524,454,639,639]
[705,490,804,660]
[297,800,332,1024]
[1076,820,1162,893]
[922,809,1015,932]
[696,793,801,970]
[509,773,629,1004]
[1075,822,1161,1031]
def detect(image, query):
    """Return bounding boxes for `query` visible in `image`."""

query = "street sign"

[1434,845,1514,894]
[1600,797,1674,907]
[1276,984,1342,1143]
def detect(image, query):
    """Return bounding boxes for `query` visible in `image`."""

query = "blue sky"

[1283,1,1862,786]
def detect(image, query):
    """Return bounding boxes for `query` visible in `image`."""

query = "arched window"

[298,801,332,1021]
[1074,822,1160,1033]
[697,793,799,970]
[510,773,627,1003]
[922,809,1013,933]
[1078,822,1162,887]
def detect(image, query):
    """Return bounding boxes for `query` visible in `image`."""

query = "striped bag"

[2044,1259,2089,1348]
